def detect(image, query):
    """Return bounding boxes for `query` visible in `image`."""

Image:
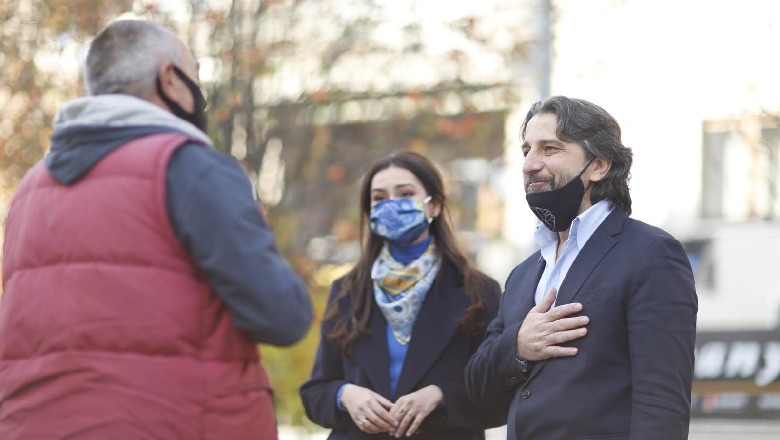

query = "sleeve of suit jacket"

[427,276,509,429]
[464,266,530,406]
[626,233,697,438]
[166,143,312,346]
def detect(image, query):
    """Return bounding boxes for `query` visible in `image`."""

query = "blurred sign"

[692,329,780,418]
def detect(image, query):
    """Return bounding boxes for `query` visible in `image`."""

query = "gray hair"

[84,20,183,98]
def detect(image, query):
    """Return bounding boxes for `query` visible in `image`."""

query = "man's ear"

[155,62,177,101]
[589,157,612,182]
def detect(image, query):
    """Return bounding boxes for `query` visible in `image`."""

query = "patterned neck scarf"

[371,240,441,345]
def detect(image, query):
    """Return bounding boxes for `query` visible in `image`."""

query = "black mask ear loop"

[155,65,208,132]
[580,156,597,192]
[580,139,598,192]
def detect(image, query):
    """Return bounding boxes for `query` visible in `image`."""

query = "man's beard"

[525,171,578,194]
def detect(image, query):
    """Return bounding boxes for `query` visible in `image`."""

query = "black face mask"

[156,65,207,132]
[526,157,595,232]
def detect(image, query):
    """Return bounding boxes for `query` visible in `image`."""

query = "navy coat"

[300,262,507,439]
[465,209,698,440]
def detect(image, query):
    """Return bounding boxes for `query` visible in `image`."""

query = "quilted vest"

[0,133,277,439]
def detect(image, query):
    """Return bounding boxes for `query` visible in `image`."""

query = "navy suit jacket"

[465,209,698,440]
[300,262,507,439]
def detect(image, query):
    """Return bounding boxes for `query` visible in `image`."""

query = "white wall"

[501,0,780,329]
[698,222,780,330]
[552,0,780,227]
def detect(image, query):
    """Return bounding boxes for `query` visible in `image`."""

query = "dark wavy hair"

[521,96,633,214]
[322,151,492,357]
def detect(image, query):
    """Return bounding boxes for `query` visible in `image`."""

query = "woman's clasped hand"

[340,384,443,437]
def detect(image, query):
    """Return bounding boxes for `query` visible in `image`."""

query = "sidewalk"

[281,421,780,440]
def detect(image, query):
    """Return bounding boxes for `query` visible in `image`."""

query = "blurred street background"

[2,0,780,438]
[279,421,780,440]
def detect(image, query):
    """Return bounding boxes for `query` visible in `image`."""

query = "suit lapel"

[554,209,624,306]
[350,296,392,397]
[516,255,546,320]
[393,266,466,398]
[525,210,625,384]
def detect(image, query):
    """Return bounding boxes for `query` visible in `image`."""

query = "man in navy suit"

[465,96,698,439]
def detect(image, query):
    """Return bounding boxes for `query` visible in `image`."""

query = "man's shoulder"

[171,140,228,162]
[168,142,241,177]
[620,215,679,241]
[611,214,688,259]
[503,250,542,285]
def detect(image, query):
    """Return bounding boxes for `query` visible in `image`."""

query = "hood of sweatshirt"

[46,94,213,185]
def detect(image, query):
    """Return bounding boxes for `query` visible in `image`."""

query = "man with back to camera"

[0,20,312,439]
[464,96,698,439]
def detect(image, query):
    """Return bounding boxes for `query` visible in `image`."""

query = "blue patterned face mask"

[369,196,432,245]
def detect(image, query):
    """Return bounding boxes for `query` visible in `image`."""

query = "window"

[702,118,780,220]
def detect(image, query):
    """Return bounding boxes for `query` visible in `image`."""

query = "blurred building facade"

[536,0,780,330]
[492,0,780,422]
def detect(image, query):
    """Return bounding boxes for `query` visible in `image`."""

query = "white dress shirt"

[533,199,614,306]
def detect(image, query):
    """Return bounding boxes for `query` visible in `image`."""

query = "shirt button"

[521,389,531,399]
[505,377,519,387]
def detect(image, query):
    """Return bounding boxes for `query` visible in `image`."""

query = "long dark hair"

[323,151,491,357]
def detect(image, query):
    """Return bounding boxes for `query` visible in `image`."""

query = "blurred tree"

[0,0,533,425]
[0,0,132,201]
[176,3,530,423]
[182,0,531,256]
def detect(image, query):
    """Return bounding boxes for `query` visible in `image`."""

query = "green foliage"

[260,282,329,426]
[0,0,133,196]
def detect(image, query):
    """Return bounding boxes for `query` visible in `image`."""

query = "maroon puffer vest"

[0,133,276,439]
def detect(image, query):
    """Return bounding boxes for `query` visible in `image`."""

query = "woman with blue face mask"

[300,151,507,439]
